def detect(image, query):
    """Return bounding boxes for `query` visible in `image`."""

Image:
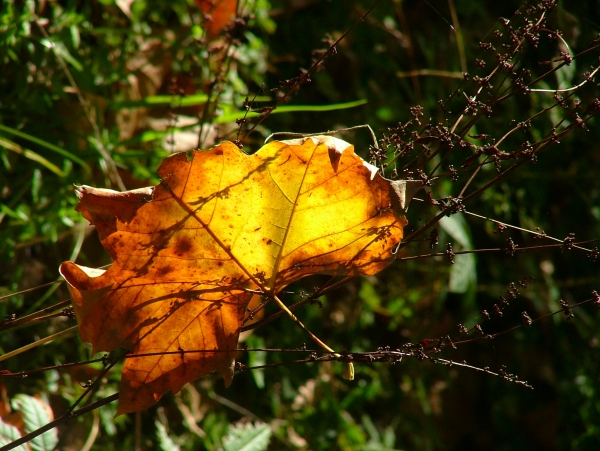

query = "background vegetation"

[1,0,599,450]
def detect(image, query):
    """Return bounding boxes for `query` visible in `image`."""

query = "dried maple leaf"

[60,136,418,415]
[195,0,238,39]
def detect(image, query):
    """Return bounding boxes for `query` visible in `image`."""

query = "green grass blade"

[120,99,367,145]
[40,39,83,72]
[0,124,90,174]
[0,203,28,220]
[110,94,208,109]
[215,98,368,123]
[0,136,65,176]
[110,94,272,110]
[120,129,171,145]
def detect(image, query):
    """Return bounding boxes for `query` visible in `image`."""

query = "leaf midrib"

[266,142,318,291]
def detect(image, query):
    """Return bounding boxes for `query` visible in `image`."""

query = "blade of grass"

[40,39,83,72]
[121,99,369,145]
[110,94,209,109]
[0,203,28,221]
[216,99,368,123]
[109,94,271,109]
[0,125,90,174]
[120,129,178,146]
[0,136,65,177]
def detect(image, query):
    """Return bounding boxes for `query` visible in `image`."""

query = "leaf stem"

[271,294,354,380]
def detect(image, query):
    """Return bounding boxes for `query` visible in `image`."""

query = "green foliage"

[155,420,181,451]
[4,395,58,451]
[440,215,476,295]
[10,396,56,451]
[222,422,272,451]
[0,421,27,451]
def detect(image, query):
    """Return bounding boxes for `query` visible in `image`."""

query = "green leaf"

[339,411,367,446]
[245,335,266,389]
[222,422,271,451]
[0,419,28,451]
[11,394,58,451]
[440,215,476,294]
[361,414,381,444]
[440,214,472,248]
[155,420,180,451]
[447,250,476,294]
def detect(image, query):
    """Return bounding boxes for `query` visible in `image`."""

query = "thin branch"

[528,65,600,93]
[208,392,263,422]
[395,239,600,261]
[396,69,464,79]
[0,326,78,363]
[463,210,594,252]
[0,282,64,303]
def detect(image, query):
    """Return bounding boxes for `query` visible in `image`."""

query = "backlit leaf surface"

[60,136,409,414]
